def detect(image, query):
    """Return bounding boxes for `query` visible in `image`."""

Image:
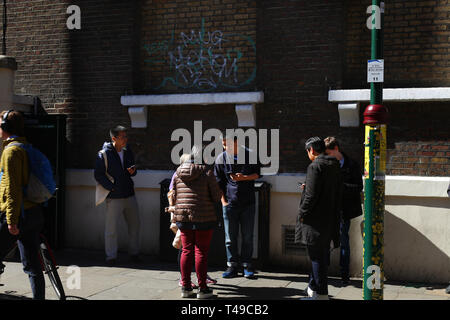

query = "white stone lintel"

[121,91,264,106]
[121,91,264,128]
[329,87,450,103]
[329,87,450,128]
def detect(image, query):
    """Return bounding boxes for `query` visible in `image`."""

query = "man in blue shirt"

[214,135,261,278]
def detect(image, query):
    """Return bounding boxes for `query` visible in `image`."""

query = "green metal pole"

[363,0,387,300]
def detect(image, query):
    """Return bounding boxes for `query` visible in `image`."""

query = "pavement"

[0,249,449,301]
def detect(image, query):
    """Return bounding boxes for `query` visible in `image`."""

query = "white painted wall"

[65,170,450,283]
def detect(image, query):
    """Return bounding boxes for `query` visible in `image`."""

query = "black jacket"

[94,142,137,199]
[295,154,343,247]
[340,152,363,220]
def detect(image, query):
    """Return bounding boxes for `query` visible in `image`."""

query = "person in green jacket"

[0,110,45,300]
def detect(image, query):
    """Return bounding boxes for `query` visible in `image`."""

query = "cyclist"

[0,110,45,300]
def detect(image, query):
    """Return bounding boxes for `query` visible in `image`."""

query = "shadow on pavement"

[211,282,307,300]
[0,292,31,300]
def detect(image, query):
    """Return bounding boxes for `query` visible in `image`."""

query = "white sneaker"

[307,286,316,298]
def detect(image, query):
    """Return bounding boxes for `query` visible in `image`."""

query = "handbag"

[95,149,114,206]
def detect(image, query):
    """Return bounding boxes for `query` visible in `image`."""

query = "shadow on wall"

[383,207,450,284]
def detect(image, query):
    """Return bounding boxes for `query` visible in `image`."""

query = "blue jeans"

[307,240,330,295]
[340,219,351,279]
[0,206,45,300]
[222,203,255,268]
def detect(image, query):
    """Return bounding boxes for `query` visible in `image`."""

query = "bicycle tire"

[39,240,66,300]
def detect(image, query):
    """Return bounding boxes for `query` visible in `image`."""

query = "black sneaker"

[181,286,196,298]
[197,287,214,299]
[105,258,117,267]
[130,255,143,264]
[222,266,238,278]
[341,276,350,287]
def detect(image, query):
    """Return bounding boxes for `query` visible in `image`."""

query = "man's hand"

[221,195,229,207]
[127,165,136,175]
[230,173,247,181]
[8,224,19,236]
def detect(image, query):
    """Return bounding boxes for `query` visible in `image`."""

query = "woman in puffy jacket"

[173,146,222,299]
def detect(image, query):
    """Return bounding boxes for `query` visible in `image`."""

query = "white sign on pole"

[368,59,384,83]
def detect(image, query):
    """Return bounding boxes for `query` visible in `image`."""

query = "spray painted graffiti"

[144,19,256,91]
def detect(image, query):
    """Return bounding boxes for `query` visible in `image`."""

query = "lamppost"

[362,0,389,300]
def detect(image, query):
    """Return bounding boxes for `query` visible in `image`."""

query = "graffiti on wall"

[143,19,256,91]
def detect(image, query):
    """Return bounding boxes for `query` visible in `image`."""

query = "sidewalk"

[0,249,449,300]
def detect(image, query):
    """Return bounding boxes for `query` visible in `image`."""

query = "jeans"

[340,219,351,279]
[0,206,45,300]
[222,203,255,268]
[179,229,213,289]
[105,196,140,260]
[307,240,330,295]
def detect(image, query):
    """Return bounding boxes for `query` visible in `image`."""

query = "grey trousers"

[105,196,140,260]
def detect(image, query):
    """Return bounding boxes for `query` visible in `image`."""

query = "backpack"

[3,142,56,203]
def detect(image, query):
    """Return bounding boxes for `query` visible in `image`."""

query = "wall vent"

[282,225,308,256]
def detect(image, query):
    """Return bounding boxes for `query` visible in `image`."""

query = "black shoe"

[181,286,196,298]
[197,287,214,299]
[222,266,239,278]
[445,285,450,294]
[341,277,350,287]
[130,255,143,264]
[106,258,117,267]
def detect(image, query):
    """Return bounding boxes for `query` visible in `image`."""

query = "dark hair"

[324,136,340,150]
[305,136,325,153]
[109,125,127,139]
[0,110,25,136]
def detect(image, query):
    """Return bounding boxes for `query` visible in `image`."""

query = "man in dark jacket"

[94,126,140,265]
[295,137,343,300]
[324,137,363,286]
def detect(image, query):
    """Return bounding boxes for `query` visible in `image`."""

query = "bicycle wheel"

[39,239,66,300]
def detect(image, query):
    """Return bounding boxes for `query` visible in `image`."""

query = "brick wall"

[258,0,349,172]
[345,0,450,88]
[138,0,258,93]
[2,0,137,168]
[2,0,448,175]
[345,0,450,176]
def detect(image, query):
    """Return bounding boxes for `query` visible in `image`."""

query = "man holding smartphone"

[214,134,261,279]
[94,125,141,266]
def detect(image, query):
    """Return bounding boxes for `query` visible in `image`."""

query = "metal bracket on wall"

[127,106,148,128]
